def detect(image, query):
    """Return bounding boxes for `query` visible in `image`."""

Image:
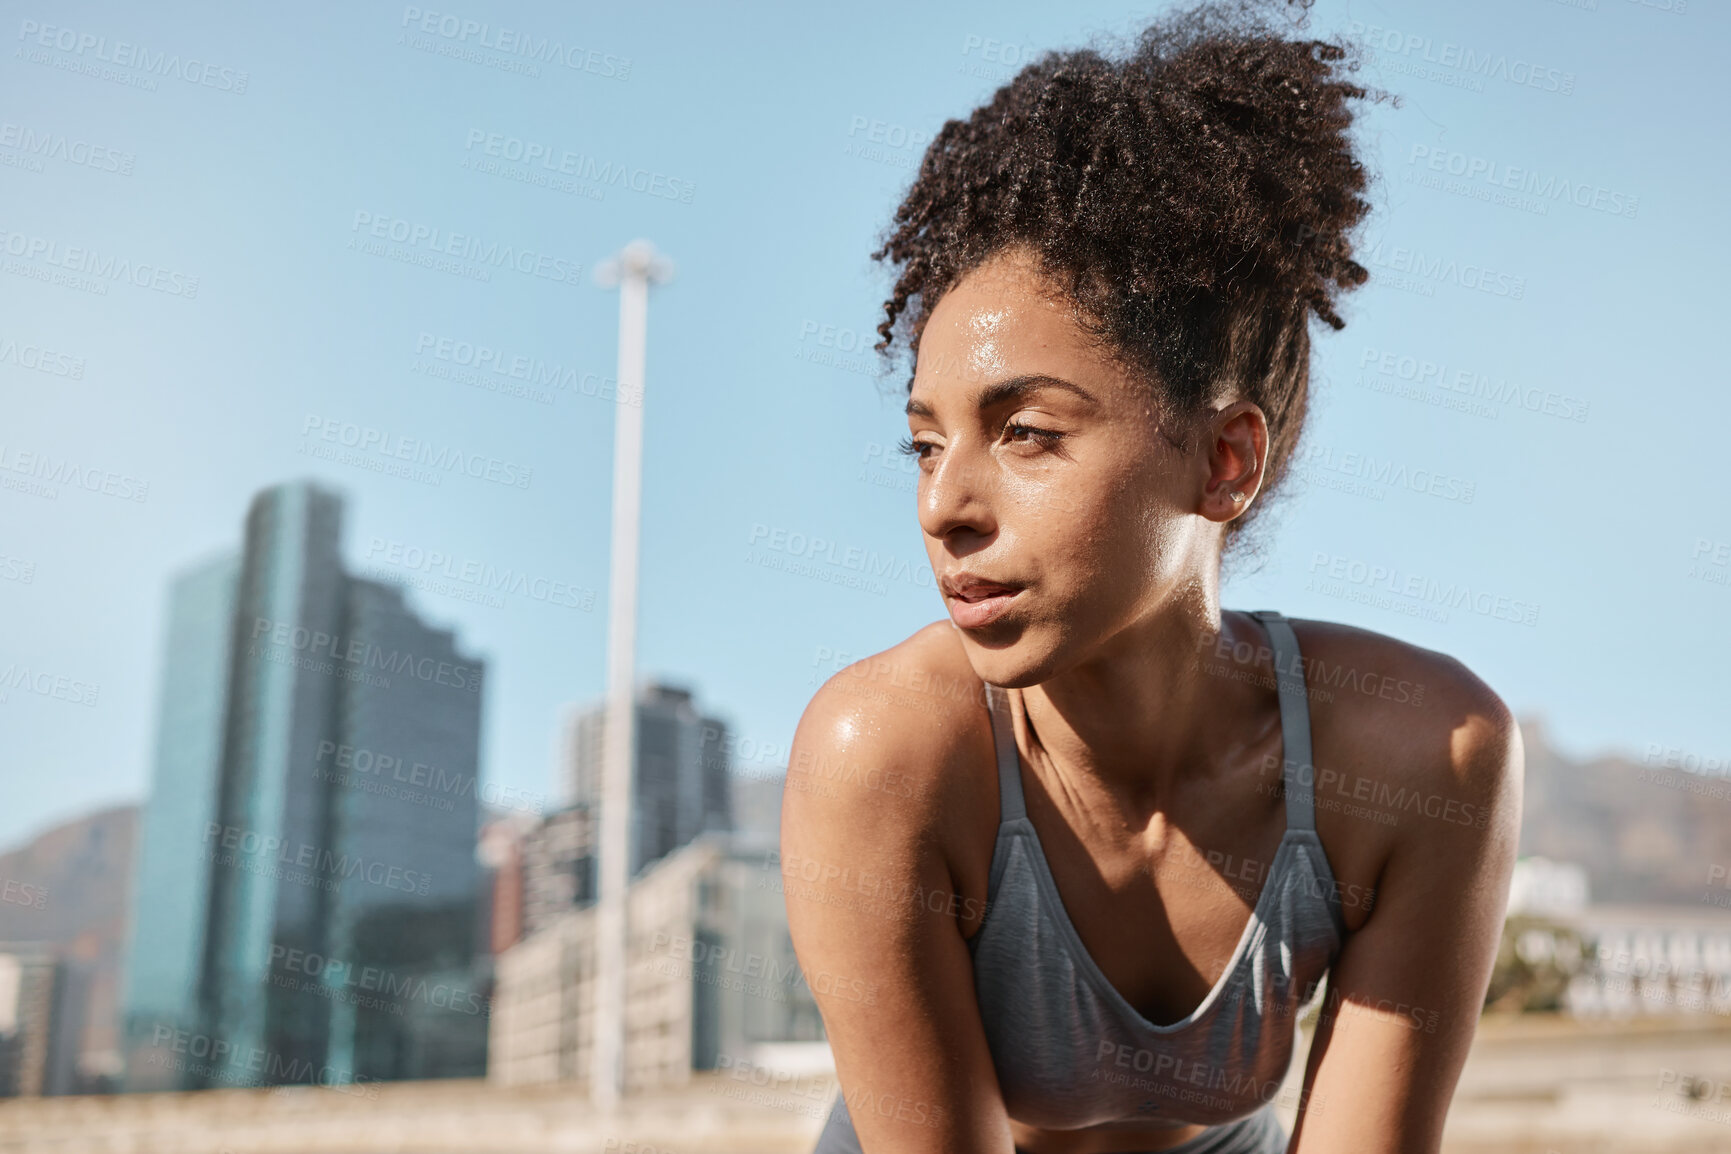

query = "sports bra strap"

[984,682,1027,823]
[1248,610,1317,834]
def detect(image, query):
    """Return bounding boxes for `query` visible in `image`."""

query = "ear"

[1199,402,1266,524]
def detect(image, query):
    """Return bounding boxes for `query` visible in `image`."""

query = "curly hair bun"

[872,0,1393,557]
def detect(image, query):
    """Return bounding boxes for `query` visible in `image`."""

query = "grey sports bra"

[965,609,1349,1131]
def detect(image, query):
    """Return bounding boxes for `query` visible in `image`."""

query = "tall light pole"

[590,239,673,1109]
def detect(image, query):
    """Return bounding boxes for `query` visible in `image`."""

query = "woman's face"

[904,245,1261,687]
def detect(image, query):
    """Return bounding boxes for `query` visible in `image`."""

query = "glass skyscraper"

[120,553,237,1092]
[120,481,487,1092]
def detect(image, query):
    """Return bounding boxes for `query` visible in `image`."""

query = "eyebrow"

[904,373,1098,418]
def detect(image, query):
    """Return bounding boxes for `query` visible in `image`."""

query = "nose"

[916,437,997,544]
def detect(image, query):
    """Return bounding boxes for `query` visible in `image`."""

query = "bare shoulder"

[780,622,1013,1151]
[1280,622,1527,1152]
[783,619,996,839]
[1284,615,1523,834]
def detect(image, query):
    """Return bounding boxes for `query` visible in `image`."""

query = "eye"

[896,435,933,461]
[1004,421,1064,449]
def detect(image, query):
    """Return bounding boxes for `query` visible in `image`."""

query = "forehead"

[910,249,1126,403]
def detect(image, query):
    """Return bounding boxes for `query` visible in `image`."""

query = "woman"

[781,3,1522,1152]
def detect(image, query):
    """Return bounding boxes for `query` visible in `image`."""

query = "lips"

[942,574,1024,628]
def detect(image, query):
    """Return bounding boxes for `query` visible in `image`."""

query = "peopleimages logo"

[1359,239,1526,300]
[1307,552,1539,627]
[413,331,640,405]
[463,129,695,203]
[746,523,936,589]
[315,739,544,815]
[1357,346,1590,423]
[399,7,631,79]
[15,20,250,93]
[0,121,134,174]
[0,879,47,910]
[0,443,148,503]
[349,211,583,287]
[1407,144,1638,219]
[0,335,85,379]
[0,226,199,298]
[363,536,594,611]
[0,662,99,707]
[1643,742,1727,778]
[1293,443,1476,504]
[248,615,482,693]
[299,414,533,489]
[1346,20,1576,96]
[842,114,934,171]
[203,822,432,896]
[146,1026,377,1099]
[267,945,488,1016]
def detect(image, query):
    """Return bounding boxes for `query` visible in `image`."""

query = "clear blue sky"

[2,0,1727,848]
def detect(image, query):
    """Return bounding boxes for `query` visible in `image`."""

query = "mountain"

[0,804,138,1088]
[1515,716,1727,906]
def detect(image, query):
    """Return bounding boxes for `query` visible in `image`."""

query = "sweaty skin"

[907,244,1288,1151]
[784,243,1522,1154]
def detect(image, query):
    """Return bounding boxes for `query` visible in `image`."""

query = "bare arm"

[1288,675,1524,1152]
[781,669,1016,1154]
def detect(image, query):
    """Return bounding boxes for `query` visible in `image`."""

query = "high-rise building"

[121,556,237,1092]
[562,682,732,878]
[0,946,82,1097]
[119,480,488,1093]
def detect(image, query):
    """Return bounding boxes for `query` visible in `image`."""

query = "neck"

[1014,599,1275,813]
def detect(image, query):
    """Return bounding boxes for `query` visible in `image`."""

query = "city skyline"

[0,467,765,855]
[103,477,761,1097]
[4,0,1728,866]
[1,1,1726,1146]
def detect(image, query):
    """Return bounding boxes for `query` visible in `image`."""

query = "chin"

[955,620,1063,689]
